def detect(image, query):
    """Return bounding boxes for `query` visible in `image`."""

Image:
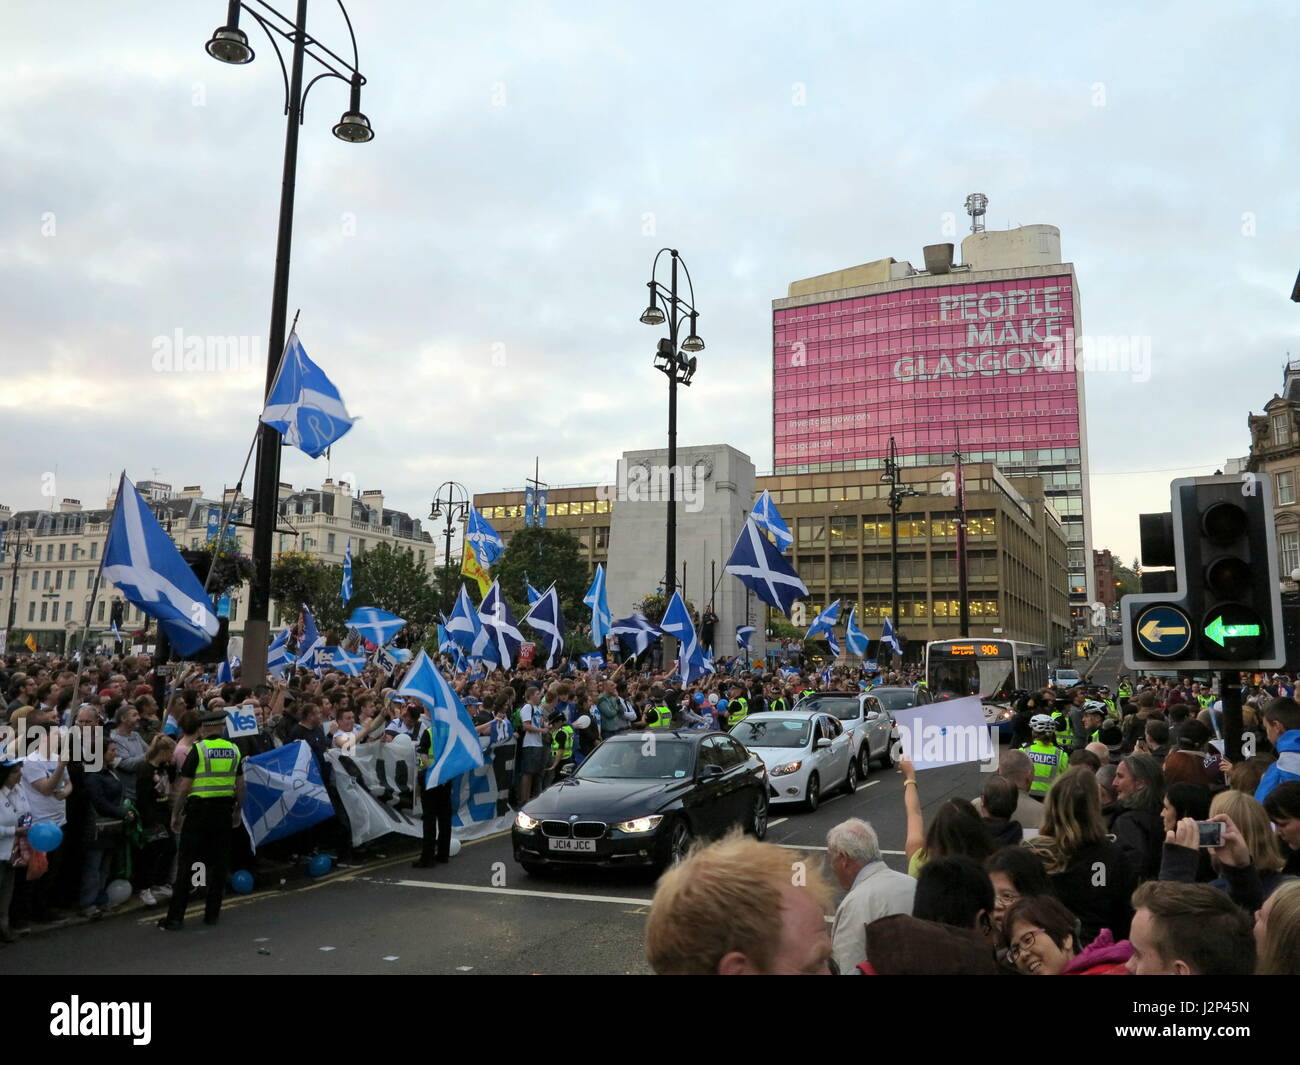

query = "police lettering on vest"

[191,738,241,799]
[1022,741,1068,795]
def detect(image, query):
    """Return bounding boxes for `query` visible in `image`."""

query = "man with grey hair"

[826,818,916,974]
[974,750,1044,830]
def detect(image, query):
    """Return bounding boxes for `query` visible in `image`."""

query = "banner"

[325,733,516,847]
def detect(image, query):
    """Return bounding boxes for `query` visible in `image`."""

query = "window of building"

[829,515,858,546]
[58,543,66,561]
[64,602,72,622]
[28,602,35,622]
[798,518,825,546]
[1279,472,1295,506]
[40,602,47,622]
[1273,413,1292,446]
[42,571,50,589]
[830,555,858,581]
[97,600,105,622]
[594,526,609,549]
[231,599,239,622]
[31,571,38,590]
[1282,531,1300,577]
[327,533,336,554]
[551,502,568,516]
[90,542,98,560]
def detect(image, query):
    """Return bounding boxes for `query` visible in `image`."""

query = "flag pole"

[68,471,122,710]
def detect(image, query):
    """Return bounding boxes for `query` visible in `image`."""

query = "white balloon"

[105,879,133,907]
[572,715,591,730]
[449,837,462,857]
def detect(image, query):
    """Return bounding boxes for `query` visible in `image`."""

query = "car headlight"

[614,815,664,833]
[999,709,1013,720]
[770,761,802,777]
[514,811,540,831]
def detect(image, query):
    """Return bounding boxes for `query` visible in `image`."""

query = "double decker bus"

[924,638,1050,733]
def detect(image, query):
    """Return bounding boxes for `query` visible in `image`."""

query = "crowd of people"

[645,673,1300,975]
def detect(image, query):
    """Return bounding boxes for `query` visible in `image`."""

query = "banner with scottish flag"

[478,580,523,669]
[845,608,870,658]
[259,332,357,460]
[805,600,841,657]
[241,741,336,852]
[611,614,660,659]
[447,584,490,660]
[752,488,793,551]
[466,508,505,567]
[346,606,405,647]
[725,517,807,617]
[521,582,564,669]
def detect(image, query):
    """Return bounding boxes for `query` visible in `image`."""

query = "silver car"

[790,691,901,779]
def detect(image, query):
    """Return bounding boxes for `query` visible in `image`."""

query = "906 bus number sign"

[940,644,1005,657]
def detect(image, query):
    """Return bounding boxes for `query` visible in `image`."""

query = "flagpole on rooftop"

[205,1,374,685]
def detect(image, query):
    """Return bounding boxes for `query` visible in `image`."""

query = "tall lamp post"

[204,0,375,685]
[429,482,470,615]
[637,249,704,634]
[880,436,916,666]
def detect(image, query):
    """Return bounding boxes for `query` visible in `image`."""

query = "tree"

[351,542,440,645]
[636,592,695,626]
[491,528,590,625]
[198,534,255,594]
[270,551,345,635]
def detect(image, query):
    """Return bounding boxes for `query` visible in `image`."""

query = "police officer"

[413,713,457,868]
[767,684,788,714]
[727,682,750,728]
[1021,714,1069,800]
[547,709,576,775]
[1080,704,1107,746]
[159,709,244,930]
[646,699,674,730]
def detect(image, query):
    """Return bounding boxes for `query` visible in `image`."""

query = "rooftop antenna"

[964,193,988,234]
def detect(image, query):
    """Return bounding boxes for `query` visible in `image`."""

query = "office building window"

[1279,471,1295,506]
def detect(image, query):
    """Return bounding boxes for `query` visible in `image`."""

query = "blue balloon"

[308,854,333,878]
[29,822,63,852]
[230,870,254,895]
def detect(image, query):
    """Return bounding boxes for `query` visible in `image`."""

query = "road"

[9,756,987,975]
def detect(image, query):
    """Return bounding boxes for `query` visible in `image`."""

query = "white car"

[790,691,907,778]
[730,711,856,810]
[1053,669,1082,690]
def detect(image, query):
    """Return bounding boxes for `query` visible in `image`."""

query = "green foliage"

[270,550,345,634]
[199,535,255,594]
[350,542,440,645]
[636,592,695,626]
[492,527,590,624]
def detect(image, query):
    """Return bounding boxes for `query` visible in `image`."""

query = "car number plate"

[548,839,596,852]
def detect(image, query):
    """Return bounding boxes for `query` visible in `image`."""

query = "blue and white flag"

[259,332,357,460]
[780,666,801,679]
[612,614,660,659]
[110,619,123,644]
[525,578,545,606]
[332,645,366,677]
[267,627,293,679]
[447,584,491,661]
[821,664,833,686]
[241,741,335,852]
[378,645,411,673]
[583,563,612,649]
[397,650,487,788]
[216,656,240,685]
[805,600,841,657]
[881,616,902,655]
[478,580,523,669]
[660,591,711,683]
[299,605,326,673]
[736,624,756,652]
[521,582,565,669]
[752,489,793,551]
[725,517,808,617]
[580,652,605,673]
[101,475,219,656]
[346,606,405,647]
[845,609,870,659]
[466,508,505,568]
[340,540,353,606]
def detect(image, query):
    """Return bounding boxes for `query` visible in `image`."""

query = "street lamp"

[430,482,470,615]
[880,436,917,664]
[207,1,374,684]
[638,249,704,614]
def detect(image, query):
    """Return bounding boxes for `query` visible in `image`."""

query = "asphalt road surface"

[10,756,988,975]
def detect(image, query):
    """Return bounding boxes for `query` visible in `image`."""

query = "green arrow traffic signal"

[1204,615,1262,647]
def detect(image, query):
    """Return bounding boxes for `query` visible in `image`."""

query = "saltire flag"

[340,540,353,606]
[466,508,505,568]
[845,609,870,658]
[110,619,122,644]
[736,624,756,651]
[881,616,902,655]
[346,606,405,647]
[660,591,711,683]
[460,541,492,597]
[780,666,801,679]
[101,474,218,656]
[821,664,833,686]
[725,517,808,617]
[216,656,240,685]
[521,582,565,669]
[332,646,366,676]
[805,600,841,657]
[752,488,793,551]
[478,580,523,669]
[259,332,357,459]
[397,650,487,788]
[447,584,491,661]
[378,645,411,673]
[241,740,335,851]
[525,578,545,606]
[583,563,612,649]
[580,653,605,673]
[267,626,293,679]
[611,614,660,659]
[298,605,326,673]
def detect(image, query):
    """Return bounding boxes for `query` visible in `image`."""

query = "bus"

[924,639,1050,734]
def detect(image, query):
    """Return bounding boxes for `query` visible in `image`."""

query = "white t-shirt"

[21,758,67,826]
[520,704,545,748]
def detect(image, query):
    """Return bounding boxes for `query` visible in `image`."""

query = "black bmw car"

[512,731,768,875]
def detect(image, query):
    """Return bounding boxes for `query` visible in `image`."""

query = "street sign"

[1133,604,1192,658]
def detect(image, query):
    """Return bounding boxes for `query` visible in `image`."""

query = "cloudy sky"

[3,1,1298,571]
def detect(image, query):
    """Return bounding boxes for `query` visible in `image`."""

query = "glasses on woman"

[994,890,1020,910]
[1007,927,1045,963]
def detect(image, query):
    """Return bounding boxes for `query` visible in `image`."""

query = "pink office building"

[772,221,1094,616]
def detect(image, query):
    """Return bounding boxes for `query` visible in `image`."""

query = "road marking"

[769,817,789,827]
[855,780,880,791]
[364,878,655,907]
[775,844,905,855]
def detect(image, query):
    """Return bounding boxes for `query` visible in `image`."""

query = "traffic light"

[1121,474,1284,670]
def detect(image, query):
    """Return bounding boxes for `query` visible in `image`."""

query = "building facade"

[771,221,1094,625]
[1246,360,1300,588]
[0,478,431,652]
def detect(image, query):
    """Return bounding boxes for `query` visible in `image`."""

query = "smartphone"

[1196,821,1224,848]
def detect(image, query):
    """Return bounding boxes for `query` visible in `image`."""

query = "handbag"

[14,837,48,880]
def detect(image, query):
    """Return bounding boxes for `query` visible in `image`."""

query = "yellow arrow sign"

[1139,619,1187,642]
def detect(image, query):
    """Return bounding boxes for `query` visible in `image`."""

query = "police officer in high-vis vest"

[767,684,788,714]
[159,709,245,930]
[548,710,577,771]
[647,701,674,730]
[1021,714,1069,800]
[727,683,750,728]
